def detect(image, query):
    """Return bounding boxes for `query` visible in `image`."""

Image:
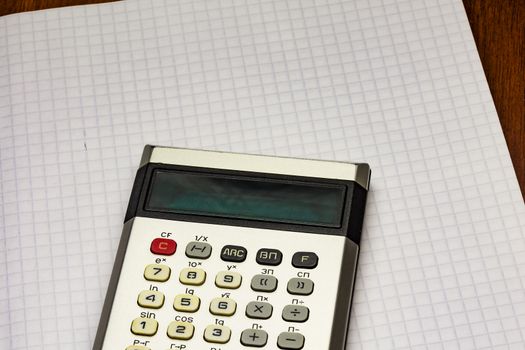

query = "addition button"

[240,329,268,347]
[291,252,318,269]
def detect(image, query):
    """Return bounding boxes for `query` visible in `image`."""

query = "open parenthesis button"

[150,238,177,255]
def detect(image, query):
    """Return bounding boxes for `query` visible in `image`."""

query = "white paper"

[0,0,524,349]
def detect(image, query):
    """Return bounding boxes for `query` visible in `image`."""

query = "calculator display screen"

[146,170,346,227]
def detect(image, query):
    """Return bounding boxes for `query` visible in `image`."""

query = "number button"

[179,268,206,285]
[240,329,268,347]
[150,238,177,256]
[204,324,231,344]
[277,332,305,349]
[173,294,200,312]
[125,346,150,350]
[251,274,278,292]
[215,271,242,289]
[209,297,237,316]
[185,241,212,259]
[245,301,273,319]
[287,278,314,295]
[291,252,318,269]
[167,321,195,340]
[137,290,165,309]
[144,264,171,282]
[282,305,309,322]
[130,317,158,336]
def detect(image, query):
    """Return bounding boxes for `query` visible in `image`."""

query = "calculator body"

[93,146,370,350]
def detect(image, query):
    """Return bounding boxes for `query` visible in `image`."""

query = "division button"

[277,332,305,349]
[245,301,273,319]
[173,294,201,313]
[185,241,212,259]
[256,248,283,266]
[130,317,158,336]
[240,329,268,347]
[215,271,242,289]
[291,252,318,269]
[250,274,278,292]
[209,297,237,316]
[150,238,177,256]
[282,305,309,322]
[287,278,314,296]
[220,245,247,262]
[179,268,206,286]
[137,290,165,309]
[167,321,195,340]
[143,264,171,282]
[204,324,231,344]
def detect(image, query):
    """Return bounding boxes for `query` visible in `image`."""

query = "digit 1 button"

[277,332,305,349]
[150,238,177,256]
[215,271,242,289]
[220,245,247,262]
[167,321,195,340]
[179,267,206,285]
[204,324,231,344]
[240,329,268,347]
[256,248,282,266]
[185,241,212,259]
[287,278,314,296]
[137,290,165,309]
[209,297,237,316]
[291,252,318,269]
[144,264,171,282]
[173,294,200,312]
[130,317,158,336]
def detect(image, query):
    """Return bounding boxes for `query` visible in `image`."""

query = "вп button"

[150,238,177,255]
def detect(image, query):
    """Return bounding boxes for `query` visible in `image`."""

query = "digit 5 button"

[150,238,177,255]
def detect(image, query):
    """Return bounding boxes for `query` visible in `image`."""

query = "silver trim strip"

[140,145,370,190]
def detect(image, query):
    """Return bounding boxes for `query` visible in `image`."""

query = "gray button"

[287,278,314,295]
[240,329,268,347]
[245,301,273,319]
[277,332,304,349]
[185,242,212,259]
[282,305,309,322]
[251,275,278,292]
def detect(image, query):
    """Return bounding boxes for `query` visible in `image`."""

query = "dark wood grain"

[1,1,524,198]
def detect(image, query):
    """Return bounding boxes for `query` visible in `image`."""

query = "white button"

[167,321,194,340]
[209,297,237,316]
[137,290,165,309]
[215,271,242,289]
[204,324,231,344]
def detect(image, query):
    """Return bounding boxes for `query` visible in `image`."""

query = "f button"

[151,238,177,256]
[292,252,318,269]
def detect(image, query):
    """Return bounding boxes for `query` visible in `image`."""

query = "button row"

[144,265,314,295]
[152,239,318,269]
[128,319,305,348]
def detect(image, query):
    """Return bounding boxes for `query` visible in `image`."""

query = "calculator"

[93,146,370,350]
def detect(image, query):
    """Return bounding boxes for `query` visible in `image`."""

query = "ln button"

[291,252,318,269]
[150,238,177,255]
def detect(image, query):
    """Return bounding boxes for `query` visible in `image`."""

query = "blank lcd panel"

[146,170,346,227]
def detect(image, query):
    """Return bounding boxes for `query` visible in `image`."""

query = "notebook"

[0,0,524,349]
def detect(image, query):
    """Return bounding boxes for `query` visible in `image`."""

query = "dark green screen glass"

[146,170,346,227]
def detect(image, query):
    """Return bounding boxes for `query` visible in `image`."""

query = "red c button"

[150,238,177,255]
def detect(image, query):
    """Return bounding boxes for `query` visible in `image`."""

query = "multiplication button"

[240,329,268,347]
[287,278,314,295]
[173,294,200,312]
[282,305,309,322]
[185,241,212,259]
[277,332,305,349]
[245,301,273,319]
[251,274,278,292]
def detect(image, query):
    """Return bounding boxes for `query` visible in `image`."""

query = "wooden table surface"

[2,1,524,199]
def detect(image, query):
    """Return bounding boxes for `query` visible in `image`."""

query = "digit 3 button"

[291,252,318,269]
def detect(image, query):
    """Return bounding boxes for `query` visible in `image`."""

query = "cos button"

[292,252,318,269]
[221,245,247,262]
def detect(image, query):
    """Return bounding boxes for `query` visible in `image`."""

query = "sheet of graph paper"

[1,0,524,349]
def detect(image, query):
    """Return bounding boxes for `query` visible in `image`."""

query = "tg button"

[150,238,177,255]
